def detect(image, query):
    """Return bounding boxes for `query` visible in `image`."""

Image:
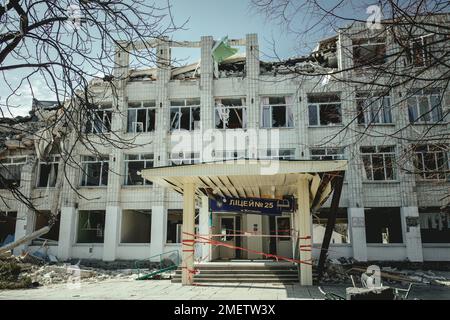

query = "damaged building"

[0,15,449,273]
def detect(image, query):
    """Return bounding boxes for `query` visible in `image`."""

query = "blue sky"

[167,0,301,61]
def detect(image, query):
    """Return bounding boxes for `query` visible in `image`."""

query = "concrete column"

[102,205,121,261]
[401,206,423,262]
[151,205,167,257]
[200,36,214,131]
[297,176,312,286]
[57,206,77,261]
[246,33,260,129]
[199,195,211,262]
[181,182,196,285]
[57,136,78,261]
[103,148,123,261]
[347,207,367,261]
[13,160,36,255]
[296,90,308,159]
[155,38,171,167]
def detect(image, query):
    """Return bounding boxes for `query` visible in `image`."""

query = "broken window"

[127,101,156,133]
[167,210,183,243]
[361,146,396,181]
[310,147,345,160]
[169,152,200,166]
[32,211,60,244]
[365,208,403,244]
[77,210,105,243]
[407,88,443,124]
[121,210,151,243]
[85,103,112,134]
[0,156,27,189]
[259,149,296,160]
[405,34,435,67]
[80,156,109,187]
[307,94,342,126]
[214,150,248,161]
[124,154,154,186]
[170,99,201,131]
[413,144,448,180]
[215,98,247,129]
[0,211,16,246]
[419,210,450,243]
[352,38,386,67]
[356,92,392,124]
[261,96,294,128]
[313,209,350,244]
[37,156,59,188]
[166,210,198,243]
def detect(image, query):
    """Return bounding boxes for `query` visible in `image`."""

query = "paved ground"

[1,279,450,300]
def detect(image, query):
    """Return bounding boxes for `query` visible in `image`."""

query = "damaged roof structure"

[126,35,338,82]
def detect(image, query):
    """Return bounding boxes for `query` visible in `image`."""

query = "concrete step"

[171,277,299,283]
[174,269,297,275]
[171,262,299,283]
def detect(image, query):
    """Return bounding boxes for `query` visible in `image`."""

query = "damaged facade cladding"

[0,15,449,266]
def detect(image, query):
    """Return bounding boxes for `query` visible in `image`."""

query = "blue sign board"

[209,196,295,216]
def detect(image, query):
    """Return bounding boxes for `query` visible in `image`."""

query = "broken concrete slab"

[346,287,396,300]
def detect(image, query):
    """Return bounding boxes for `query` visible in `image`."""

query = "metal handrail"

[134,249,180,277]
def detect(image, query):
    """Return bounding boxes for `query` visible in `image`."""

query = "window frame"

[169,152,200,166]
[407,88,444,124]
[124,153,154,186]
[406,34,435,68]
[36,156,60,188]
[307,94,342,126]
[80,156,109,187]
[352,37,387,68]
[258,148,296,160]
[356,93,393,125]
[414,145,449,180]
[261,96,295,129]
[85,104,112,134]
[170,99,201,132]
[310,147,345,160]
[0,156,27,188]
[215,98,247,129]
[360,146,397,181]
[127,101,156,133]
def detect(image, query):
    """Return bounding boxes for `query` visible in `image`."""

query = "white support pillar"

[57,206,77,261]
[347,207,368,262]
[151,205,167,257]
[297,176,312,286]
[13,161,35,256]
[103,206,121,261]
[199,196,211,262]
[182,183,196,285]
[401,206,423,262]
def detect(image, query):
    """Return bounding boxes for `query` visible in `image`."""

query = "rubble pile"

[0,102,63,152]
[0,252,153,289]
[320,257,358,284]
[319,257,450,287]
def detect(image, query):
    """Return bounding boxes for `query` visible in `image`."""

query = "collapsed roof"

[0,100,64,159]
[127,36,338,82]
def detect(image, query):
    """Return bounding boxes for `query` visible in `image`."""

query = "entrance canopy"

[140,159,347,286]
[140,159,347,205]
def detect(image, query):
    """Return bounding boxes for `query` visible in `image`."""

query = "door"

[276,216,292,258]
[219,216,236,259]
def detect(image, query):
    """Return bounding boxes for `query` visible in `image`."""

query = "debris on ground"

[318,257,450,287]
[0,252,174,289]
